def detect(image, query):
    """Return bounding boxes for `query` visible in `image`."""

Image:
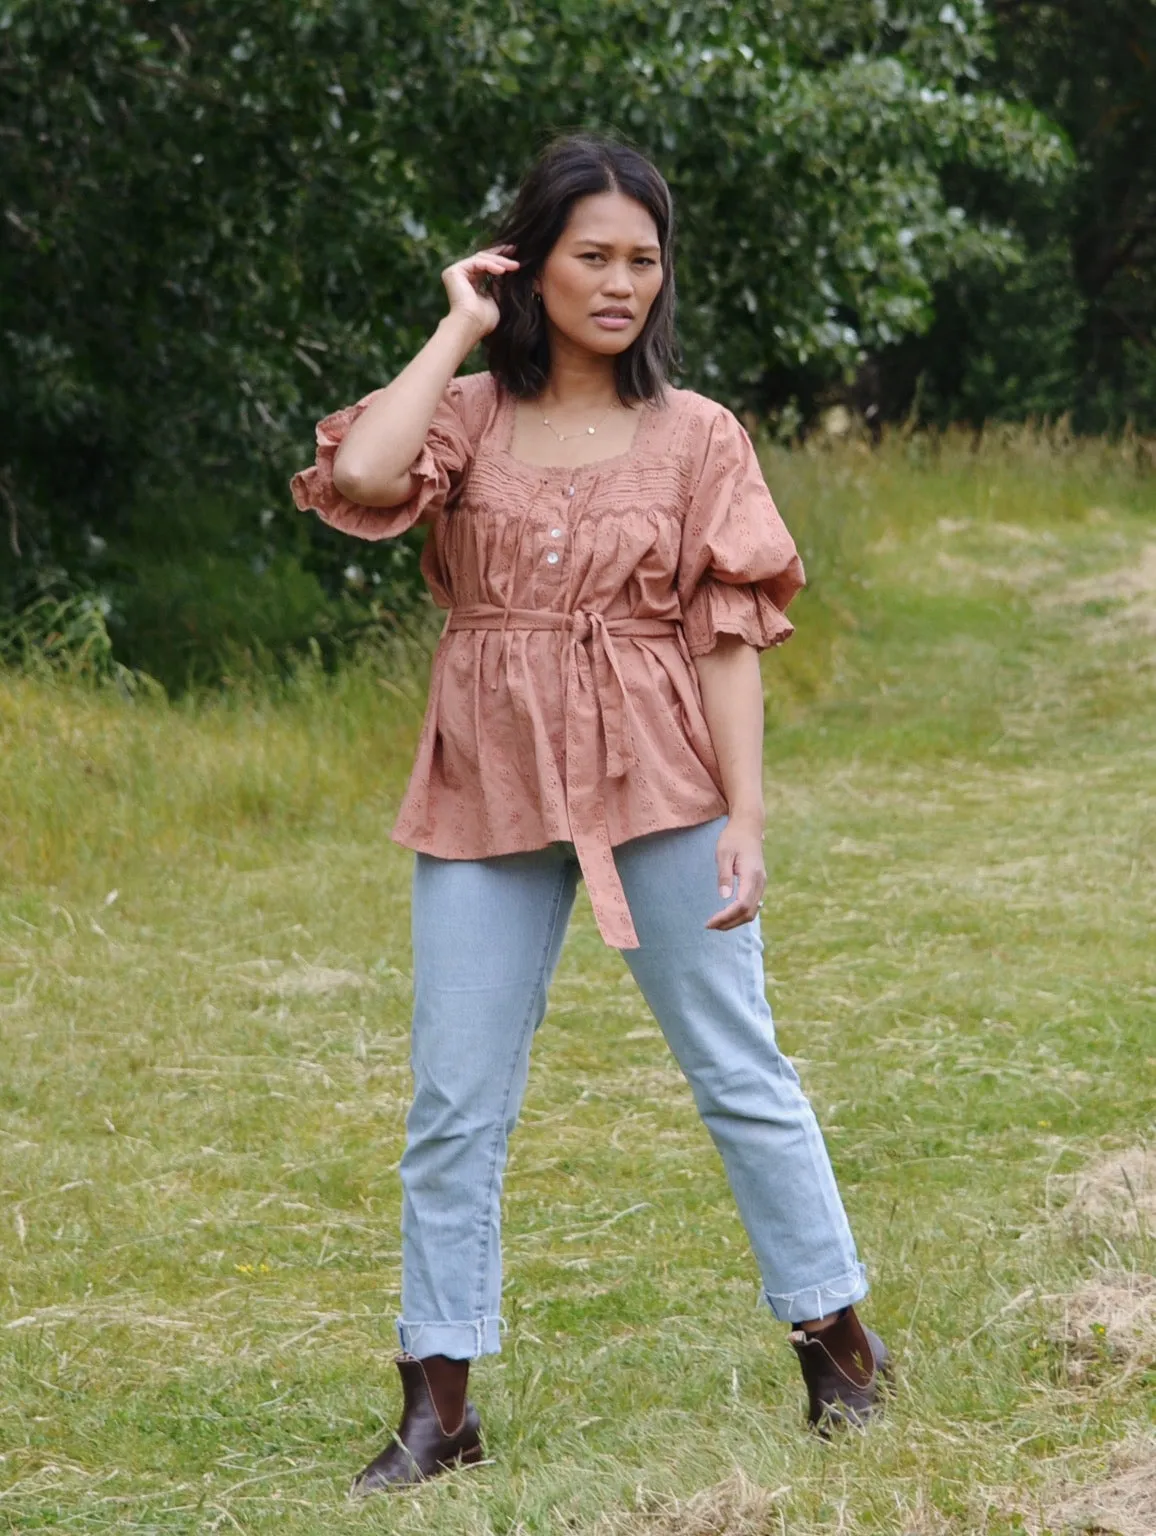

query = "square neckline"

[494,382,665,477]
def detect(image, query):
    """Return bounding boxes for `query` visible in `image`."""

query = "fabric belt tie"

[444,603,687,948]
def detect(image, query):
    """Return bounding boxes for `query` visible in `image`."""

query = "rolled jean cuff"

[763,1262,869,1325]
[395,1314,503,1360]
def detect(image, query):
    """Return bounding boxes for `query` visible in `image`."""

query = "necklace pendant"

[539,404,614,443]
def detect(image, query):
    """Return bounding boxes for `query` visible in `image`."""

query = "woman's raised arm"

[332,247,519,509]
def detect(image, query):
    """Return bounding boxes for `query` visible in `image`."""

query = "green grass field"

[2,431,1154,1534]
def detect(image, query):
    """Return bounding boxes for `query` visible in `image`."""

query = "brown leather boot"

[351,1354,483,1495]
[788,1306,892,1436]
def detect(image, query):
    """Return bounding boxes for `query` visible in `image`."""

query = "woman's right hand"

[440,246,520,338]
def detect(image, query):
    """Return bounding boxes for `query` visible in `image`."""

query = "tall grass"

[3,426,1151,894]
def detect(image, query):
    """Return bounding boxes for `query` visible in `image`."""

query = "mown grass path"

[2,458,1153,1533]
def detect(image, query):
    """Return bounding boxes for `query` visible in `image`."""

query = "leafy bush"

[0,579,135,688]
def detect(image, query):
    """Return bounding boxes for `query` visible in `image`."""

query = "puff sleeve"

[678,406,805,657]
[289,377,475,541]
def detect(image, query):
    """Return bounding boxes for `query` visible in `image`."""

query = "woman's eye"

[576,252,657,268]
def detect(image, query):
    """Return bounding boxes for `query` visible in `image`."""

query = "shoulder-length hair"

[482,133,678,406]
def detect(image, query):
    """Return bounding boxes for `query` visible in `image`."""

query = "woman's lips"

[592,314,633,330]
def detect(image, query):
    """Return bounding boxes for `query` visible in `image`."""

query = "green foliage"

[109,548,334,693]
[899,0,1156,432]
[998,0,1156,423]
[0,581,129,684]
[1,0,1069,680]
[913,237,1085,425]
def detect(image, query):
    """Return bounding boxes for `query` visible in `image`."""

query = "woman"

[290,132,889,1494]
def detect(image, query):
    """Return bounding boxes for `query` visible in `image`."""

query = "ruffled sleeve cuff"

[289,388,467,542]
[682,564,802,658]
[678,405,806,657]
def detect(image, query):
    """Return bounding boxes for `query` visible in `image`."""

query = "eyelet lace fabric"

[289,372,804,948]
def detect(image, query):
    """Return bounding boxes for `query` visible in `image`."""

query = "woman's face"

[535,191,664,357]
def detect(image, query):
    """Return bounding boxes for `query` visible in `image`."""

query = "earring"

[533,291,542,304]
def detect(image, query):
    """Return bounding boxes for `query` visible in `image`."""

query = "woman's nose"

[602,265,634,294]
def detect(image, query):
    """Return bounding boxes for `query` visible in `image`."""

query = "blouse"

[289,371,804,948]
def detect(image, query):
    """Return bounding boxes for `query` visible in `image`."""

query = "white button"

[550,527,563,538]
[546,551,560,565]
[567,485,576,496]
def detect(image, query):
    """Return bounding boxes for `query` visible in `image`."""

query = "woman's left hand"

[705,812,767,931]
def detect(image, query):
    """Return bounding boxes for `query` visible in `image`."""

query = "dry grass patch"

[1059,1148,1156,1239]
[1043,542,1156,637]
[591,1469,787,1536]
[1050,1270,1156,1383]
[229,956,374,996]
[1058,542,1156,606]
[592,1474,954,1536]
[1032,1436,1156,1536]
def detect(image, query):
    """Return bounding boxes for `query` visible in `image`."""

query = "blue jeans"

[397,816,868,1359]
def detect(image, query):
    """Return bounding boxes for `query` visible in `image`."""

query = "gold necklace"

[540,405,616,442]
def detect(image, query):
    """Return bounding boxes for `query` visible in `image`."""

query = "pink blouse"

[289,371,804,948]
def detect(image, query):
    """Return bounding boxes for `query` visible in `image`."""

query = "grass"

[1,428,1154,1534]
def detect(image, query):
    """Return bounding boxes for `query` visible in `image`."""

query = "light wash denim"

[396,816,868,1359]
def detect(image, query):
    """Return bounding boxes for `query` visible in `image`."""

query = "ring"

[757,900,764,910]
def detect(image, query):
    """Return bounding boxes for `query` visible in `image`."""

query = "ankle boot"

[788,1306,892,1435]
[351,1354,483,1495]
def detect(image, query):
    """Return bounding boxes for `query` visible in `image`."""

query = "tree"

[882,0,1156,430]
[0,0,1067,681]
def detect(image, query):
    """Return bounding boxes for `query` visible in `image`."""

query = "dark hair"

[482,133,678,406]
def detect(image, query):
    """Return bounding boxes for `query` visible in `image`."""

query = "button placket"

[545,481,575,566]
